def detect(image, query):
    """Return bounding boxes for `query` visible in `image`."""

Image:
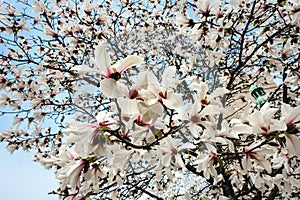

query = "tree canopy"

[0,0,299,199]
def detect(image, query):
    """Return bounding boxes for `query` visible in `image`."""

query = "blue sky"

[0,115,58,200]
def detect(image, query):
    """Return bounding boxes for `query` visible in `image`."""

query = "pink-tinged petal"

[71,65,100,74]
[100,79,128,98]
[95,42,111,76]
[242,154,250,171]
[67,160,85,191]
[286,106,300,125]
[114,55,143,73]
[252,154,272,173]
[285,134,300,156]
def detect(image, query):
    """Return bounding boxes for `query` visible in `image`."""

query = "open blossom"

[72,41,143,98]
[63,111,117,157]
[1,0,300,199]
[126,69,182,122]
[242,143,273,173]
[184,99,221,138]
[195,143,221,183]
[157,135,195,167]
[248,103,287,135]
[56,159,86,192]
[281,103,300,127]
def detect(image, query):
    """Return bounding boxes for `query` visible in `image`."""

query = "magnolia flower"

[176,13,195,31]
[281,103,300,126]
[249,103,287,136]
[32,0,47,13]
[184,100,221,138]
[195,143,219,181]
[64,111,117,157]
[285,134,300,156]
[72,41,143,98]
[130,70,179,122]
[176,13,191,26]
[242,143,273,173]
[158,135,195,167]
[196,0,221,18]
[56,159,86,191]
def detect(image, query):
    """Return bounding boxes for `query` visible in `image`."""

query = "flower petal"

[285,134,300,156]
[162,153,172,166]
[114,55,143,73]
[100,78,128,98]
[71,65,99,74]
[200,105,221,116]
[95,41,111,75]
[162,92,182,109]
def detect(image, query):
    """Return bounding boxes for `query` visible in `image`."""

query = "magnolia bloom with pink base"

[72,41,143,98]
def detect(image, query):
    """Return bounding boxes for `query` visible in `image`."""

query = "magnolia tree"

[0,0,300,199]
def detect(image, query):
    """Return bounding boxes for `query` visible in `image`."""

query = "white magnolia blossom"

[0,0,299,199]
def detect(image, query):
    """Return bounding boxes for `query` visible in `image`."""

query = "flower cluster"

[0,0,299,199]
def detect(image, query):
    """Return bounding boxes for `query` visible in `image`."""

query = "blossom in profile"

[242,143,273,174]
[56,159,86,192]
